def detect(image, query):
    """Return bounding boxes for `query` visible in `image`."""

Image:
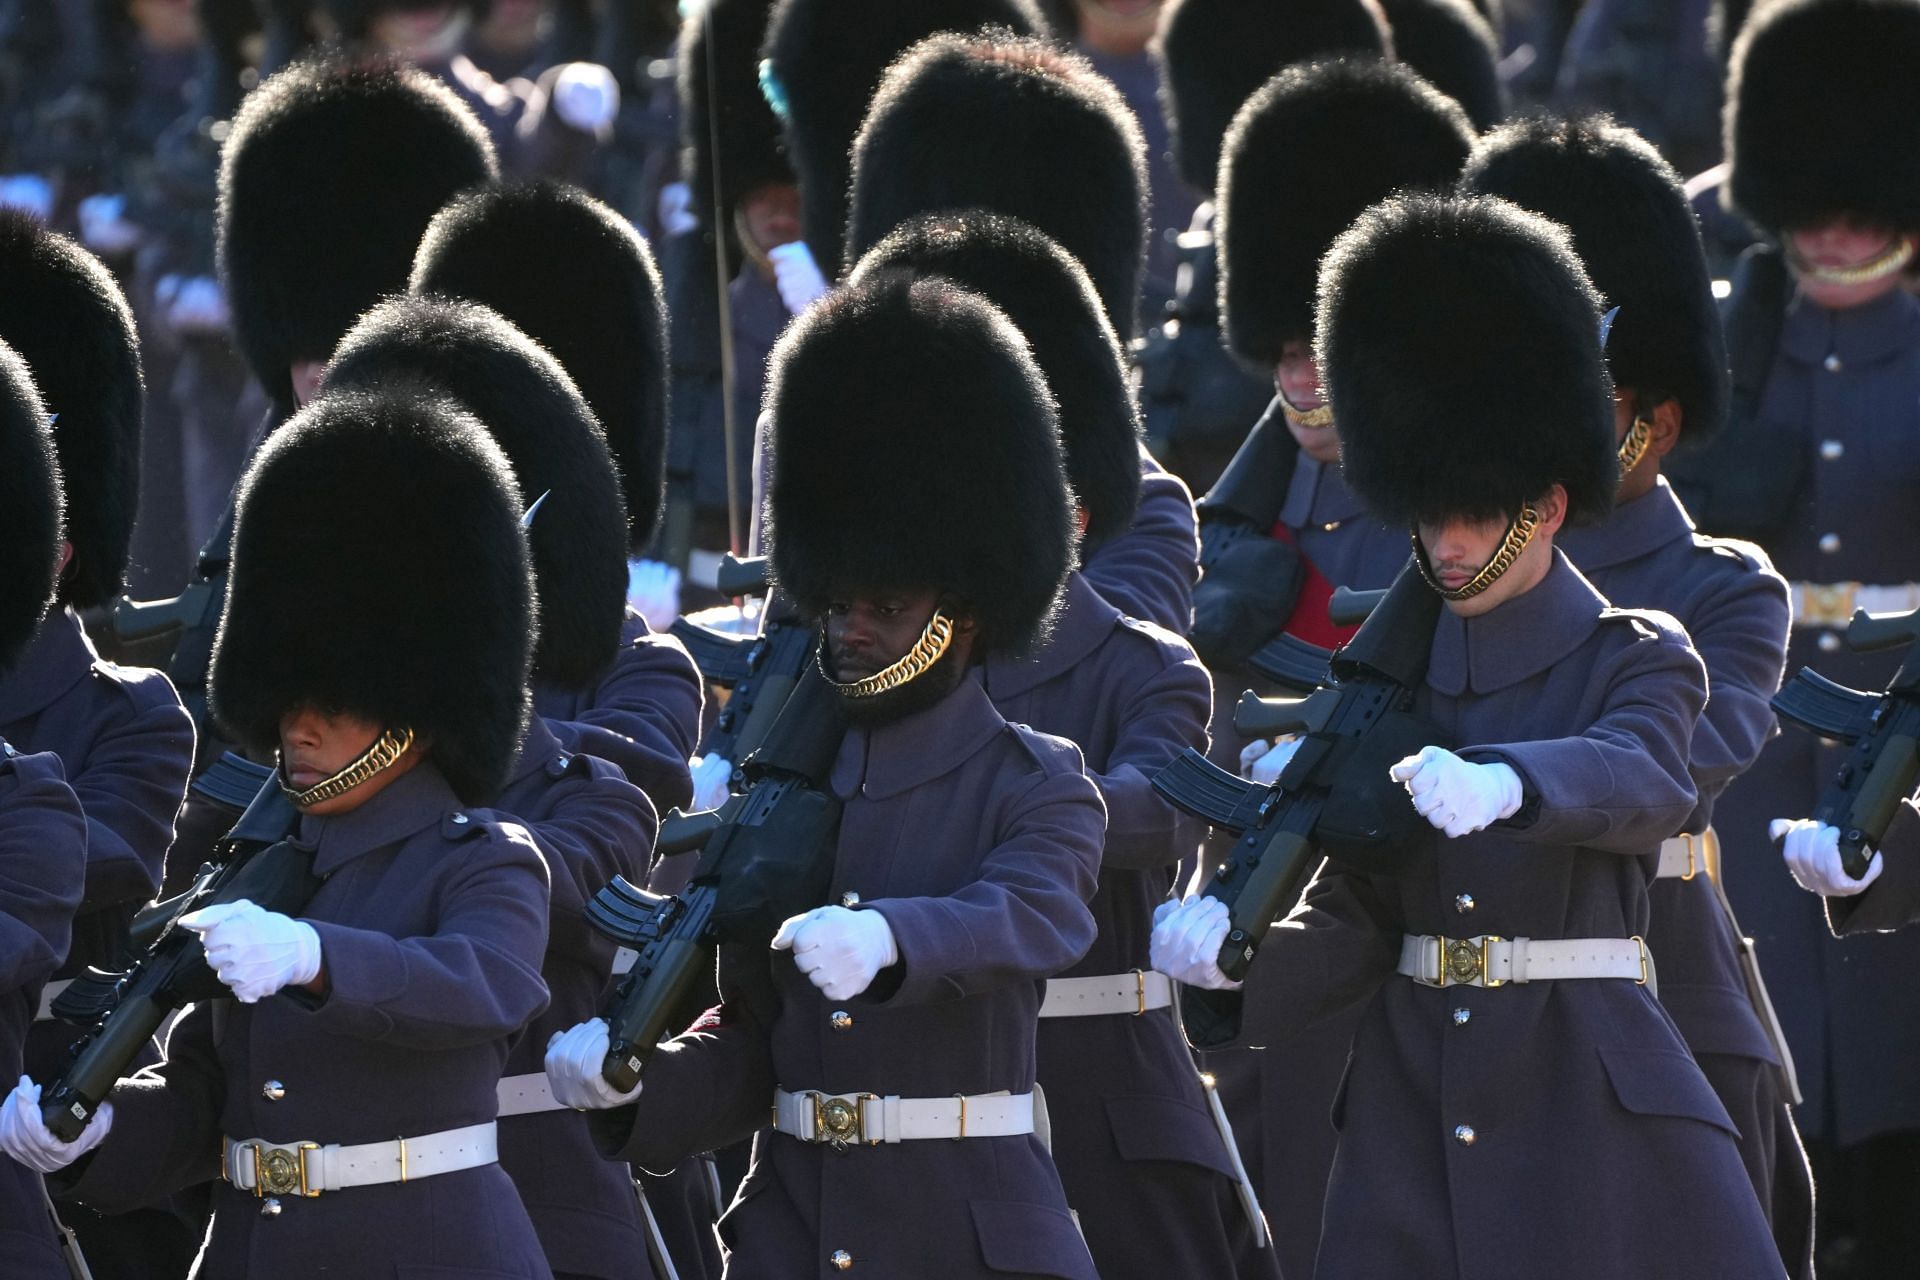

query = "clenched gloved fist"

[768,241,830,316]
[1771,819,1884,898]
[688,754,734,813]
[771,905,897,1000]
[177,900,321,1003]
[1240,737,1303,785]
[1150,896,1241,991]
[545,1019,644,1111]
[0,1076,112,1172]
[1390,747,1523,838]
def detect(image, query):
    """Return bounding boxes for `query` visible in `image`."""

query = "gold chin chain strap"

[1616,415,1654,472]
[1277,392,1334,432]
[820,613,956,699]
[1412,506,1541,602]
[1789,235,1917,288]
[281,727,416,808]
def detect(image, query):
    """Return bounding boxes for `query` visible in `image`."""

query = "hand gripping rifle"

[1771,606,1920,879]
[586,662,847,1092]
[670,554,817,777]
[1152,563,1443,983]
[40,781,314,1141]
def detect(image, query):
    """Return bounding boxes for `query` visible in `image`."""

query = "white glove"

[1149,895,1242,991]
[627,558,682,631]
[78,193,142,255]
[550,62,620,137]
[0,1077,112,1172]
[0,174,53,221]
[770,905,897,1000]
[166,275,229,336]
[689,753,734,812]
[1390,746,1523,838]
[1770,818,1884,898]
[657,181,699,237]
[544,1019,643,1111]
[1240,737,1303,785]
[177,900,322,1003]
[768,241,830,315]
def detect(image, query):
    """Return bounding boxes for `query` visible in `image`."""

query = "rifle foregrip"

[41,989,168,1142]
[1214,829,1316,983]
[601,934,712,1094]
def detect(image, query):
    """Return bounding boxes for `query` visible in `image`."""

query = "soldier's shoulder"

[87,658,191,724]
[1111,610,1203,670]
[1689,530,1782,579]
[1594,604,1692,651]
[998,719,1090,782]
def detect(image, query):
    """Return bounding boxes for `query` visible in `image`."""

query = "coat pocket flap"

[971,1200,1100,1279]
[1597,1046,1742,1138]
[1104,1093,1241,1178]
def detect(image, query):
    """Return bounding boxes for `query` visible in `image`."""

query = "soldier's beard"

[828,640,970,728]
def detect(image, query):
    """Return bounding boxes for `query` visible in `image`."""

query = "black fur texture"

[0,340,63,670]
[1377,0,1504,129]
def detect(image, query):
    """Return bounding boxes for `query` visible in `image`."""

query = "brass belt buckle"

[810,1092,879,1150]
[249,1142,320,1198]
[1798,582,1858,629]
[1436,936,1506,988]
[1680,833,1699,882]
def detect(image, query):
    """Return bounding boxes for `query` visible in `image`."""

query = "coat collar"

[1556,478,1695,572]
[1427,549,1609,696]
[1780,286,1920,370]
[294,760,465,876]
[1277,455,1369,531]
[981,573,1117,701]
[831,674,1009,802]
[0,608,96,724]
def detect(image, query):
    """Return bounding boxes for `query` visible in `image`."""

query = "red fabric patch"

[1270,520,1361,649]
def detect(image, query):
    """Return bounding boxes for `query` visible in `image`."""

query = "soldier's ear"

[1533,484,1570,538]
[1647,398,1684,461]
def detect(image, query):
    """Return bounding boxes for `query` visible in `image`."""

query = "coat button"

[1321,520,1343,532]
[1453,1125,1477,1147]
[554,755,570,769]
[1824,353,1844,373]
[1454,893,1475,915]
[1452,1007,1471,1026]
[1821,439,1845,460]
[840,892,860,908]
[1819,632,1844,653]
[830,1010,853,1031]
[262,1080,286,1102]
[1818,533,1842,554]
[261,1197,282,1217]
[451,812,470,825]
[830,1249,853,1270]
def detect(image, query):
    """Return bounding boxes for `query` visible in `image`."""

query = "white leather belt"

[771,1088,1033,1146]
[1790,581,1920,629]
[496,1072,566,1117]
[1038,970,1172,1018]
[222,1121,497,1196]
[1398,934,1650,988]
[32,978,73,1023]
[1656,831,1713,880]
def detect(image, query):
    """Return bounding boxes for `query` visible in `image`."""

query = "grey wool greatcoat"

[494,715,661,1280]
[1559,477,1813,1275]
[0,747,86,1277]
[63,763,557,1279]
[1208,552,1785,1279]
[589,676,1109,1280]
[1706,286,1920,1147]
[980,572,1277,1280]
[534,607,704,814]
[1078,446,1200,638]
[0,609,194,1081]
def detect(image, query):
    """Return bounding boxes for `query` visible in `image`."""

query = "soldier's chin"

[835,643,968,728]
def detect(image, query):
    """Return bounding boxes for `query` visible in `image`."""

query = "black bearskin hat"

[209,387,533,803]
[1726,0,1920,234]
[0,341,62,671]
[0,211,143,608]
[411,180,667,553]
[848,32,1147,337]
[766,273,1073,656]
[1377,0,1503,130]
[1463,115,1729,443]
[1218,58,1474,366]
[761,0,1046,279]
[1319,193,1617,526]
[217,55,498,408]
[847,212,1142,551]
[325,297,627,690]
[678,0,792,274]
[1155,0,1392,195]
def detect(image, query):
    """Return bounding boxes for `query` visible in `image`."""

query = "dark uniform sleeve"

[0,750,86,996]
[865,760,1107,1006]
[1828,799,1920,936]
[300,821,552,1049]
[1081,455,1199,636]
[1683,555,1791,802]
[547,628,704,813]
[1465,620,1706,853]
[1087,640,1212,871]
[68,669,195,909]
[521,756,658,969]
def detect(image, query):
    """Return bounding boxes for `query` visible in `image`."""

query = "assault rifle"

[41,781,311,1141]
[670,554,816,778]
[1771,606,1920,879]
[586,663,846,1091]
[1153,563,1442,986]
